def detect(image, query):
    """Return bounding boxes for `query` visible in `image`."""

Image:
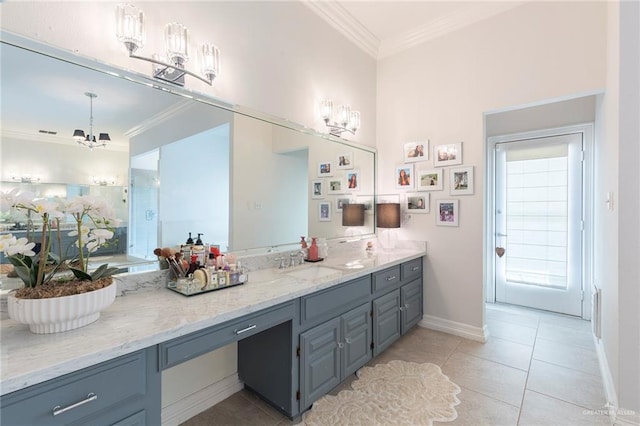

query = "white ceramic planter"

[7,281,116,334]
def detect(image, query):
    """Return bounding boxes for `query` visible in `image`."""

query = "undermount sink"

[285,266,341,281]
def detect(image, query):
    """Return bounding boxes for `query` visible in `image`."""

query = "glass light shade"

[342,204,365,226]
[320,99,333,122]
[336,104,351,128]
[73,129,85,141]
[200,43,220,81]
[116,4,144,52]
[165,23,189,64]
[376,203,401,228]
[349,111,361,132]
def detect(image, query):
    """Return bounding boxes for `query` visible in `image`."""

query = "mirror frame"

[0,30,377,258]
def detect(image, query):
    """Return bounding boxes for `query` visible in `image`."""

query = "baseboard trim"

[419,314,489,342]
[161,373,244,426]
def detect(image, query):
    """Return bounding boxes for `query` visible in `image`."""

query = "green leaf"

[69,267,92,281]
[12,265,33,287]
[91,264,119,280]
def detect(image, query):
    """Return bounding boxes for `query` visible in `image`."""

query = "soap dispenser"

[185,232,194,245]
[308,237,319,261]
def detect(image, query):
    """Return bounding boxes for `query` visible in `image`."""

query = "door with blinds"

[494,133,583,316]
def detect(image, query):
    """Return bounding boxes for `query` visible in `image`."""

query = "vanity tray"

[167,275,248,297]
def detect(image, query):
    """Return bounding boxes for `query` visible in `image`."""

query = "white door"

[494,133,583,316]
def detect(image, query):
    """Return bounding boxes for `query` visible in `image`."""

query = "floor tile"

[238,389,292,423]
[536,322,595,349]
[533,337,600,376]
[455,336,533,371]
[519,390,611,425]
[436,385,520,426]
[180,392,281,426]
[486,318,538,346]
[486,306,540,329]
[526,360,606,409]
[441,351,527,407]
[537,311,592,332]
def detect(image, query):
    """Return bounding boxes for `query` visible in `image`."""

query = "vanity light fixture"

[320,99,361,137]
[115,4,220,87]
[11,174,40,184]
[73,92,111,149]
[92,177,117,186]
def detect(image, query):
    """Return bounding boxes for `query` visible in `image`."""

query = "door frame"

[484,123,594,319]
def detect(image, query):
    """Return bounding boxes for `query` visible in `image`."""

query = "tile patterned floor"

[181,303,611,425]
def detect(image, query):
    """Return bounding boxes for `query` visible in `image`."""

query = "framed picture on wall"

[406,192,429,214]
[311,180,324,199]
[317,161,333,177]
[345,170,360,191]
[436,199,459,226]
[336,152,354,170]
[395,164,414,190]
[416,168,444,191]
[336,197,351,212]
[434,142,463,167]
[449,166,474,195]
[403,140,428,163]
[327,178,344,194]
[318,201,331,222]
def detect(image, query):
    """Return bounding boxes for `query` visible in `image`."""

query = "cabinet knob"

[345,337,352,344]
[405,303,410,309]
[337,342,345,349]
[386,276,396,281]
[53,393,98,416]
[399,306,405,312]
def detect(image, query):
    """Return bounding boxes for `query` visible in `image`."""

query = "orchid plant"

[1,189,121,288]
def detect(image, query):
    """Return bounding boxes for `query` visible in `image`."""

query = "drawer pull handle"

[411,266,419,271]
[234,324,257,335]
[345,337,352,344]
[53,393,97,416]
[386,276,396,281]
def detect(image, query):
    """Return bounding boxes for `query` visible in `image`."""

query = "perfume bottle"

[308,237,319,261]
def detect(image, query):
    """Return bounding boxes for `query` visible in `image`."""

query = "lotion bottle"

[308,237,319,261]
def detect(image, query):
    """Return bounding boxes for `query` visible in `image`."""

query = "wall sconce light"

[11,174,40,184]
[342,203,365,227]
[320,99,361,137]
[116,4,220,87]
[376,203,401,229]
[73,92,111,149]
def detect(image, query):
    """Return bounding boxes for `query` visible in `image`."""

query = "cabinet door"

[401,279,422,334]
[341,303,372,379]
[110,410,146,426]
[372,289,401,357]
[300,317,341,410]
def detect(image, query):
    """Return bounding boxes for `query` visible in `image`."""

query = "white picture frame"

[403,140,428,163]
[436,199,459,227]
[416,168,444,191]
[395,164,414,190]
[317,161,333,177]
[336,152,354,170]
[345,170,360,191]
[327,178,344,194]
[406,192,429,214]
[318,201,331,222]
[311,180,324,199]
[336,197,351,212]
[434,142,463,167]
[449,166,474,195]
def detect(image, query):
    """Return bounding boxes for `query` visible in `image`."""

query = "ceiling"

[303,1,528,59]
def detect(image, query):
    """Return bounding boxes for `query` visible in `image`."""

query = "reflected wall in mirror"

[0,34,376,269]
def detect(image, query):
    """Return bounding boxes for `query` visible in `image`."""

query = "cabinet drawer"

[401,258,422,282]
[0,350,150,426]
[300,276,371,328]
[160,301,295,369]
[372,265,401,295]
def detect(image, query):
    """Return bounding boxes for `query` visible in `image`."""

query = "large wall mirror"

[0,33,375,270]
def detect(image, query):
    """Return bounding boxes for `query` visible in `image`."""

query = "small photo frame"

[311,180,324,199]
[318,161,333,177]
[449,166,474,195]
[345,170,360,191]
[336,197,351,212]
[416,168,443,191]
[327,178,344,194]
[436,199,459,227]
[395,164,414,190]
[406,192,429,214]
[319,201,331,222]
[434,142,463,167]
[337,153,354,170]
[403,140,428,163]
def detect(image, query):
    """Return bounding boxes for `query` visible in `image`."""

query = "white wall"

[376,1,606,330]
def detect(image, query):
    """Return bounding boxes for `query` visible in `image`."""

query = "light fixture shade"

[99,133,111,142]
[336,104,351,127]
[165,22,189,64]
[342,204,365,226]
[73,129,86,141]
[349,111,361,132]
[200,43,220,81]
[376,203,401,228]
[116,4,144,53]
[320,99,333,122]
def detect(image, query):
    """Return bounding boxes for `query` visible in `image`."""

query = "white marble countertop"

[0,246,425,396]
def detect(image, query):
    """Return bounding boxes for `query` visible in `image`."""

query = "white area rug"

[300,360,461,426]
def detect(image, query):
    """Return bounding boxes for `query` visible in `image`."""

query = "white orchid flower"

[33,199,64,219]
[4,237,36,256]
[0,234,18,252]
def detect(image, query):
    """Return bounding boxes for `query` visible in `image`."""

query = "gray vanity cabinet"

[401,278,423,333]
[372,289,402,357]
[300,302,371,410]
[0,347,160,426]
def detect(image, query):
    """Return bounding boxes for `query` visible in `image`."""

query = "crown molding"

[123,99,194,138]
[301,0,380,59]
